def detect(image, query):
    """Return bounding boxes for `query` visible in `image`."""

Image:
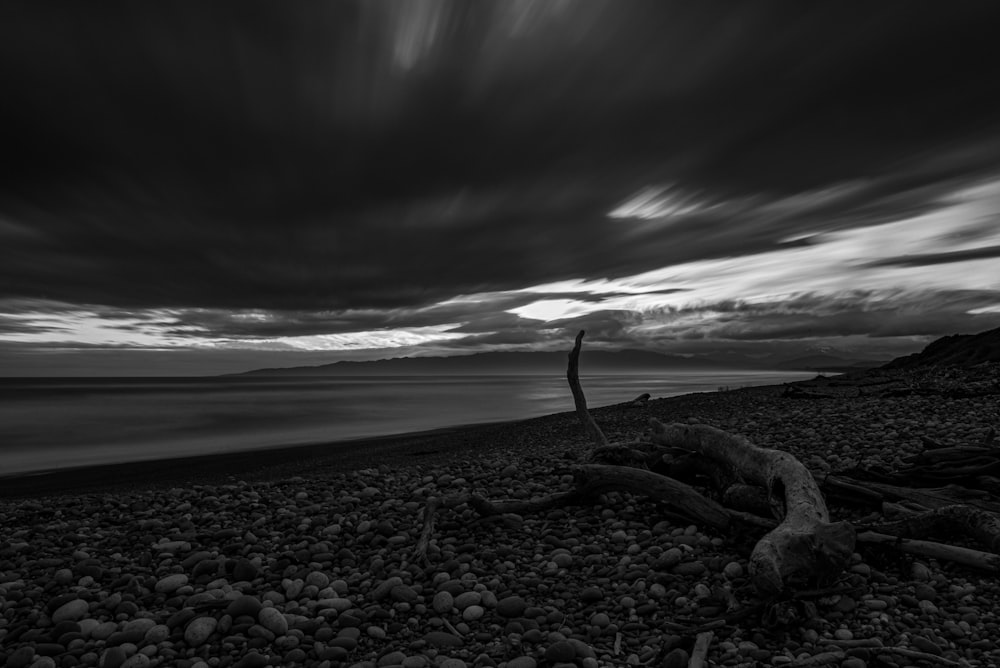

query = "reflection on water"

[0,371,812,475]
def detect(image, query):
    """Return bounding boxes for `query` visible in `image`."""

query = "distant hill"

[771,354,882,374]
[231,349,751,377]
[883,326,1000,369]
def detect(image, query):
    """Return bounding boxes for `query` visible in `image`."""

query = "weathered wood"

[688,630,714,668]
[830,476,1000,513]
[572,464,730,529]
[647,420,856,596]
[857,531,1000,572]
[567,330,609,448]
[866,504,1000,553]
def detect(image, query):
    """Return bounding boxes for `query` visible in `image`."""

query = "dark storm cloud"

[2,1,1000,316]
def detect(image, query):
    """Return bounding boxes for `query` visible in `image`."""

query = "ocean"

[0,370,813,477]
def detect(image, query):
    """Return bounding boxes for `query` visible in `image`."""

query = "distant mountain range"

[231,348,883,377]
[883,325,1000,369]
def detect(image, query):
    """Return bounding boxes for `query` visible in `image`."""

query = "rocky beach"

[2,363,999,668]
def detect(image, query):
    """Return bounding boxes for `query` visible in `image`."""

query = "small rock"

[184,616,218,646]
[579,587,603,604]
[910,636,942,656]
[660,648,689,668]
[545,641,577,662]
[258,607,289,636]
[433,591,454,614]
[462,605,485,621]
[454,591,482,610]
[913,583,937,602]
[496,596,527,618]
[233,558,258,582]
[100,647,128,668]
[155,573,189,594]
[121,655,151,668]
[422,630,464,648]
[6,646,35,668]
[52,598,89,623]
[506,659,536,668]
[235,652,270,668]
[227,595,263,618]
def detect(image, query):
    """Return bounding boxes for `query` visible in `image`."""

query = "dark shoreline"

[0,376,847,500]
[0,417,533,500]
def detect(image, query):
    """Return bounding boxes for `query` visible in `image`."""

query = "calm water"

[0,371,812,476]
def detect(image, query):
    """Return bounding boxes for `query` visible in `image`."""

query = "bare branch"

[567,330,609,448]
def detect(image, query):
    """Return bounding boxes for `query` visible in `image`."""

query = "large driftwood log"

[646,420,856,596]
[411,463,731,562]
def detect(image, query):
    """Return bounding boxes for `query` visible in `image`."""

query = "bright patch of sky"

[510,176,1000,322]
[240,325,467,351]
[608,184,713,220]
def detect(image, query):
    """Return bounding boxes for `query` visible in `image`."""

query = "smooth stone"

[579,587,603,604]
[235,652,270,668]
[440,660,467,668]
[496,596,527,618]
[454,591,482,610]
[184,616,218,646]
[52,598,90,623]
[145,624,171,644]
[672,562,706,576]
[379,651,408,666]
[258,607,289,636]
[661,648,689,668]
[910,636,943,656]
[433,591,454,614]
[155,574,189,594]
[233,559,258,582]
[227,596,263,618]
[462,605,485,621]
[422,630,464,648]
[372,577,404,601]
[506,659,536,668]
[99,647,128,668]
[6,646,35,668]
[545,640,577,662]
[121,655,151,668]
[390,584,419,603]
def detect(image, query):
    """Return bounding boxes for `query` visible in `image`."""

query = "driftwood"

[646,420,855,596]
[411,329,1000,617]
[857,531,1000,572]
[412,331,855,597]
[567,330,608,448]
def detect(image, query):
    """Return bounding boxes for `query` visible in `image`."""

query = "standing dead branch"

[568,330,609,448]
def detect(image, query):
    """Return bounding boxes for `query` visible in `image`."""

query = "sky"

[2,1,1000,376]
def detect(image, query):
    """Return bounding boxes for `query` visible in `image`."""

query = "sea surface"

[0,370,813,476]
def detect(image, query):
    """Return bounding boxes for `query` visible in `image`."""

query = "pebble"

[433,591,455,614]
[496,596,527,618]
[52,598,89,623]
[506,658,536,668]
[155,573,189,594]
[258,607,289,636]
[184,616,218,646]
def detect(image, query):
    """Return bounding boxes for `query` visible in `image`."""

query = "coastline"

[0,381,793,500]
[3,367,1000,667]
